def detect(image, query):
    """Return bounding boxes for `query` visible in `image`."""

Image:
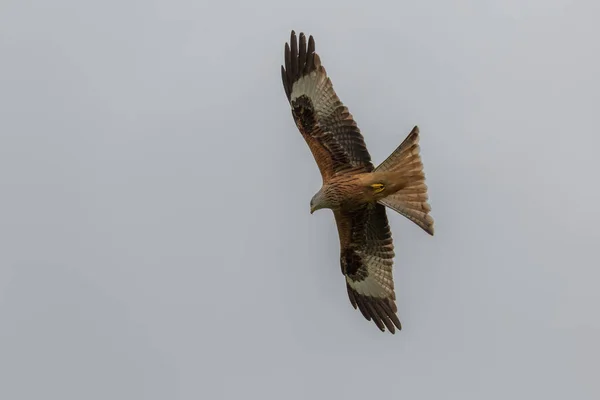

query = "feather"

[290,30,298,80]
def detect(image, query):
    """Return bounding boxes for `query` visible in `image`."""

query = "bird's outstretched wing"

[281,30,373,182]
[334,204,401,333]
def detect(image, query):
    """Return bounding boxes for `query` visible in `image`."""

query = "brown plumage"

[281,30,434,333]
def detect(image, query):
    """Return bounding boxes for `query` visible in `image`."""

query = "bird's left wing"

[281,30,373,182]
[334,204,402,333]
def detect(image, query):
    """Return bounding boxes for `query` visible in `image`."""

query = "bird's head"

[310,188,328,214]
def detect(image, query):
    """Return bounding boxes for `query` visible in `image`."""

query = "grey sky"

[1,0,599,399]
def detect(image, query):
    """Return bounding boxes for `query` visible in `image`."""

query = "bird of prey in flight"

[281,30,434,333]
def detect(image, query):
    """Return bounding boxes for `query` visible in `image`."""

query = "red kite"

[281,31,434,333]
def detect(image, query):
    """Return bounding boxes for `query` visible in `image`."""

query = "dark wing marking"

[334,203,401,333]
[281,30,373,181]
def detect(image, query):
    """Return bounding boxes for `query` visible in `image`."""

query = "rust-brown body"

[319,171,410,211]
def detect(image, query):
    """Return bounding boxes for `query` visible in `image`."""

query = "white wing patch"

[289,58,339,125]
[345,251,395,298]
[290,70,321,102]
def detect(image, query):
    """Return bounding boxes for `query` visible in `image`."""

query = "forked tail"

[374,126,434,235]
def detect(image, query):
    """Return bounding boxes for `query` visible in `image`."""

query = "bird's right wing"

[281,30,374,182]
[334,203,402,333]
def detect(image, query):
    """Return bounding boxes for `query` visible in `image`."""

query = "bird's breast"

[327,176,373,210]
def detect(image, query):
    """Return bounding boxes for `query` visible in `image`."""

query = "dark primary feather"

[346,284,401,333]
[281,30,374,179]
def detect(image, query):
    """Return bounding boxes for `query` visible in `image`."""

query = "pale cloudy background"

[1,0,599,399]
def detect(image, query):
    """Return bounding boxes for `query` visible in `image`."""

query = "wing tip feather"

[282,29,319,101]
[346,284,401,334]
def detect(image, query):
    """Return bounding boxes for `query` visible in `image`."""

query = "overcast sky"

[1,1,599,399]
